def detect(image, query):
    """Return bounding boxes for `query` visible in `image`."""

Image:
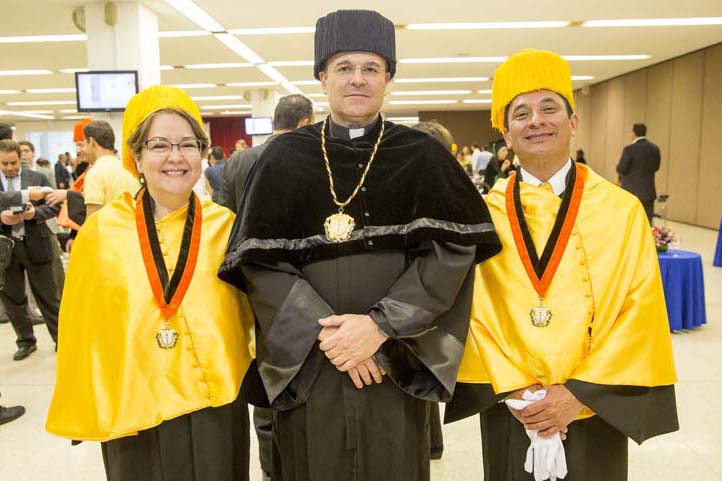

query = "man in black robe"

[219,9,500,481]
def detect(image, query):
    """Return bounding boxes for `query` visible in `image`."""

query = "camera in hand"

[10,205,27,214]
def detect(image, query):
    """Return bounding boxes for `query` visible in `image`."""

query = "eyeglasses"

[331,64,384,79]
[143,139,202,157]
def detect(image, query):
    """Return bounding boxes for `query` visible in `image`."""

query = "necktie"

[540,182,554,193]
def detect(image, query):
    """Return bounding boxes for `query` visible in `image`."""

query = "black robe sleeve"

[445,381,678,444]
[67,191,87,226]
[241,260,335,409]
[369,241,477,402]
[565,380,678,444]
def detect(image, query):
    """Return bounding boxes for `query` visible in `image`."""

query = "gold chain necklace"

[321,115,385,242]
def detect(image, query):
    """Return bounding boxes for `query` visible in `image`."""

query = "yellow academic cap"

[122,85,204,178]
[490,49,574,132]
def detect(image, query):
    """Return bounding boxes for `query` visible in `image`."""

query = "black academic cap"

[313,9,396,80]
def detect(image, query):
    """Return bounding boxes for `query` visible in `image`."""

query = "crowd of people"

[0,9,678,481]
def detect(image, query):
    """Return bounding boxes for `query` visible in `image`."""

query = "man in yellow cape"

[448,49,678,480]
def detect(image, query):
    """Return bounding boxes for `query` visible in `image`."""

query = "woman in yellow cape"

[46,85,255,481]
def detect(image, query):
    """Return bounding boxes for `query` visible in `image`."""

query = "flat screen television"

[75,71,138,112]
[245,117,273,135]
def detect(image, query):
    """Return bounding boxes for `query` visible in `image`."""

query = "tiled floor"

[1,220,720,481]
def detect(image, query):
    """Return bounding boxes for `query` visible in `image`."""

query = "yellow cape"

[47,193,254,441]
[459,165,676,396]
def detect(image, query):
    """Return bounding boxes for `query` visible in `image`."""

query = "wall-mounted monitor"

[244,117,273,135]
[75,71,138,112]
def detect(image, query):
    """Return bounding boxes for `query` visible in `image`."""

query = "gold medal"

[530,299,553,328]
[324,211,355,242]
[320,116,384,242]
[156,321,179,349]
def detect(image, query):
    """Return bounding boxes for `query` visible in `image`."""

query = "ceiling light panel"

[183,63,252,69]
[26,88,77,94]
[291,80,321,86]
[463,99,492,104]
[225,81,278,87]
[0,109,54,119]
[214,33,265,64]
[158,30,210,38]
[0,69,53,76]
[199,104,252,109]
[583,17,722,27]
[191,95,245,101]
[0,34,86,43]
[391,90,472,96]
[168,83,218,89]
[406,21,569,30]
[163,0,224,32]
[388,100,458,105]
[6,100,76,106]
[268,60,314,67]
[229,27,315,35]
[395,77,489,83]
[400,57,506,64]
[563,55,649,61]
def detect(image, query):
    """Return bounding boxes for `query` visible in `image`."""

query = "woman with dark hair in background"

[483,144,515,193]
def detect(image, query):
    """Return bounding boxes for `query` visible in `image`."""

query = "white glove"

[505,390,568,481]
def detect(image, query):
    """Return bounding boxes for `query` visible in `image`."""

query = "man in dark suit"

[0,139,61,361]
[219,94,314,213]
[218,94,312,481]
[616,123,661,222]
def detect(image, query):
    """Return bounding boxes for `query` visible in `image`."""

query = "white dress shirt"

[519,159,573,196]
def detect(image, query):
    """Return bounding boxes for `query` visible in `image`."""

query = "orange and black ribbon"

[135,188,202,320]
[505,162,586,300]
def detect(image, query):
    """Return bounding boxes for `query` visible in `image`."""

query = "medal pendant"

[324,211,355,242]
[156,322,179,349]
[529,301,552,328]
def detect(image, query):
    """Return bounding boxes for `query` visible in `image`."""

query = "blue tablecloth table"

[658,249,707,331]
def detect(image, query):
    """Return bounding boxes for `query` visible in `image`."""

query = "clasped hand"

[317,314,387,389]
[506,384,584,438]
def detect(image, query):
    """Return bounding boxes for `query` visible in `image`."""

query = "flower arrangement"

[652,226,677,253]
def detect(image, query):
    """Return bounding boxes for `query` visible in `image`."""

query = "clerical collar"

[328,115,380,141]
[519,159,573,196]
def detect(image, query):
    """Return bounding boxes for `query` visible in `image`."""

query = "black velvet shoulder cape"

[219,120,500,286]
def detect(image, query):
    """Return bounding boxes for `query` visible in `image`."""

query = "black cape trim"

[513,162,577,278]
[141,190,196,303]
[219,120,501,288]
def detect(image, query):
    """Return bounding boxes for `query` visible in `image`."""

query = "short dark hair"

[84,120,115,150]
[0,122,12,141]
[210,146,224,161]
[18,140,35,152]
[273,94,314,131]
[0,139,22,158]
[632,123,647,137]
[36,158,50,167]
[504,93,574,131]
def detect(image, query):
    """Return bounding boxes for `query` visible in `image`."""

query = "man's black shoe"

[13,344,37,361]
[31,317,44,325]
[0,405,26,426]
